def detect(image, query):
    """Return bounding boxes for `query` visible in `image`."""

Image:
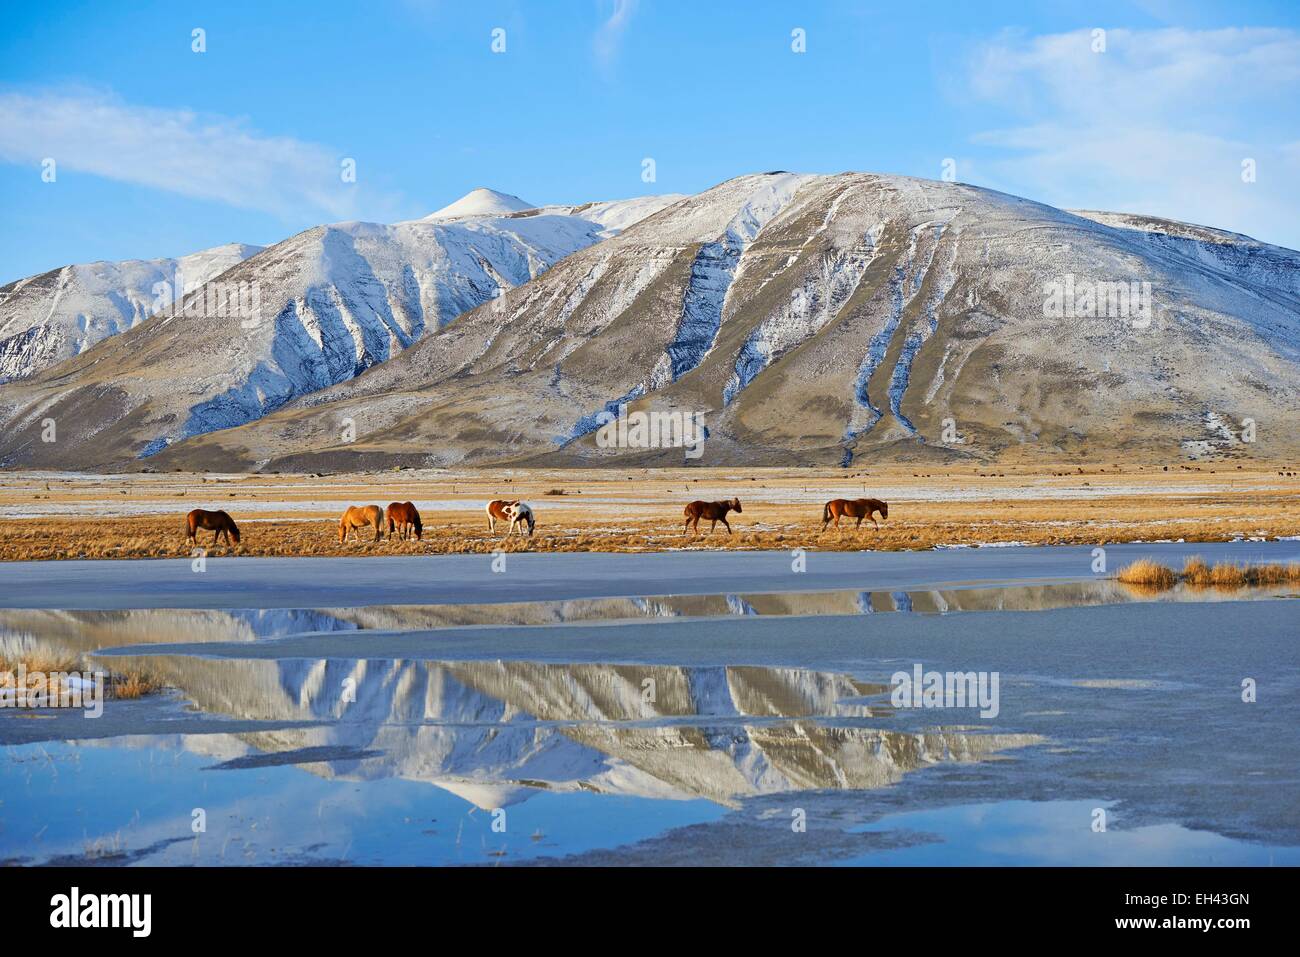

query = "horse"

[486,500,535,537]
[185,509,240,547]
[339,504,384,543]
[821,497,889,532]
[684,498,742,536]
[386,501,423,541]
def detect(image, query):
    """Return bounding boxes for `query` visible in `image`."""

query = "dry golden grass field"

[1,464,1299,560]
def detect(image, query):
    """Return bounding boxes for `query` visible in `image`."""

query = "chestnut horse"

[386,501,423,541]
[339,504,384,543]
[186,509,240,546]
[684,498,742,536]
[822,497,889,532]
[486,500,535,537]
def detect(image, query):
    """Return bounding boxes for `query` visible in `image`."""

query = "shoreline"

[3,540,1298,610]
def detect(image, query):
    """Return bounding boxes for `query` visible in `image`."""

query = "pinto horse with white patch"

[486,500,535,537]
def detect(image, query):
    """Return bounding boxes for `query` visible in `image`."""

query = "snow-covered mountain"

[136,171,1300,471]
[0,190,682,465]
[423,187,535,220]
[0,242,262,382]
[2,171,1297,470]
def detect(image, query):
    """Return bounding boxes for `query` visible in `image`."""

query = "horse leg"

[722,517,732,535]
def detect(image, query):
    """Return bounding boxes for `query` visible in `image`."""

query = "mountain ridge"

[0,241,264,383]
[2,171,1297,471]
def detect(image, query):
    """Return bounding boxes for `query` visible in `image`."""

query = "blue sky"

[2,0,1298,282]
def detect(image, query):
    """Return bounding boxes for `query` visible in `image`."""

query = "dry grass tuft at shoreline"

[1116,556,1300,591]
[0,651,165,700]
[1116,558,1178,588]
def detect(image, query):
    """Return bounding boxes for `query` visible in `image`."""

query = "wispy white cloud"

[593,0,638,73]
[962,28,1300,249]
[0,88,381,221]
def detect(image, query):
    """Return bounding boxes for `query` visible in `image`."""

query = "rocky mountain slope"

[0,191,680,466]
[0,242,263,382]
[2,172,1297,470]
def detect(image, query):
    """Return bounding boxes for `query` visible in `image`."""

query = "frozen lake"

[2,542,1298,865]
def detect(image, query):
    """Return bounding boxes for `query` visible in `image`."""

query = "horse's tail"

[822,502,832,523]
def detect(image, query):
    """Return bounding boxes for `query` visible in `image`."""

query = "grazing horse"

[186,509,240,547]
[684,498,742,536]
[486,500,535,537]
[386,501,423,541]
[821,497,889,532]
[339,504,384,543]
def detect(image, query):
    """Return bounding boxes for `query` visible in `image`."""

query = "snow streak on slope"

[664,238,743,382]
[564,384,646,442]
[844,221,950,443]
[886,226,959,433]
[723,224,882,405]
[653,174,812,388]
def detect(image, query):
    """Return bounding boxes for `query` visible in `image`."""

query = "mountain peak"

[425,188,535,221]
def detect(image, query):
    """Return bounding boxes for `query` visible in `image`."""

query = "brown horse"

[684,498,742,536]
[186,509,240,547]
[486,500,535,537]
[822,497,889,532]
[386,501,423,541]
[339,505,384,543]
